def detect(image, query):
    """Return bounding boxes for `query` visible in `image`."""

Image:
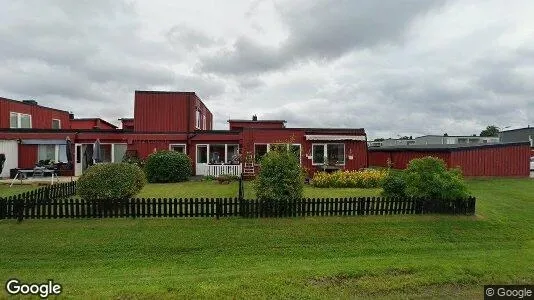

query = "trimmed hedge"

[144,150,192,183]
[77,163,146,201]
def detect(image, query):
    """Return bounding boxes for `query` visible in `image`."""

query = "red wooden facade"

[134,91,212,132]
[0,97,70,129]
[70,119,117,130]
[368,142,531,177]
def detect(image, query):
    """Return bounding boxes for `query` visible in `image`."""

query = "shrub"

[144,150,192,183]
[254,145,304,202]
[77,163,146,201]
[122,151,144,168]
[311,169,388,188]
[403,156,469,200]
[381,170,407,198]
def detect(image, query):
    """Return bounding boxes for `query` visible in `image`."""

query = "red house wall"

[134,91,191,132]
[368,151,451,169]
[450,144,530,176]
[70,119,116,130]
[229,121,285,130]
[0,97,71,129]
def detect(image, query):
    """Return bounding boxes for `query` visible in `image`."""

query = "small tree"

[480,125,499,137]
[144,150,192,183]
[254,144,304,202]
[403,157,468,200]
[77,163,146,201]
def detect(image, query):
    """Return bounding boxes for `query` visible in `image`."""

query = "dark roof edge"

[135,90,196,95]
[228,119,287,123]
[0,128,241,135]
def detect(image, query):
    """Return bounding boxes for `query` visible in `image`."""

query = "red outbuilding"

[368,142,531,177]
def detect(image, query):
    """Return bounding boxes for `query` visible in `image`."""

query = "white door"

[74,144,83,176]
[195,145,208,175]
[0,140,18,178]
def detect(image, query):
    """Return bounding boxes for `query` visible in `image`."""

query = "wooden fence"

[0,196,476,221]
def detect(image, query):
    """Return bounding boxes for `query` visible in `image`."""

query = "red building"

[368,143,531,177]
[0,91,368,178]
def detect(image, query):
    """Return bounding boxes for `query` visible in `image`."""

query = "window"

[197,145,208,163]
[52,119,61,129]
[202,115,207,130]
[254,144,268,163]
[209,144,225,164]
[169,144,186,153]
[9,112,32,128]
[58,145,67,163]
[195,110,201,129]
[254,143,301,164]
[312,143,345,165]
[10,113,17,128]
[227,144,239,163]
[458,138,467,144]
[38,145,56,162]
[113,144,127,163]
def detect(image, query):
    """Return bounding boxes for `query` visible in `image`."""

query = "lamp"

[348,148,353,160]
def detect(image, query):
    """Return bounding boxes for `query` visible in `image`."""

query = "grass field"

[137,181,382,199]
[0,184,37,197]
[0,178,533,299]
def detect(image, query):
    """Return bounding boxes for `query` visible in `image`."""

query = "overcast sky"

[1,0,533,139]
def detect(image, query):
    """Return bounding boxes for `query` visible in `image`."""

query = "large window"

[197,145,208,163]
[254,143,301,164]
[254,144,268,163]
[312,143,345,165]
[38,145,56,162]
[10,112,32,128]
[209,144,225,164]
[113,144,127,162]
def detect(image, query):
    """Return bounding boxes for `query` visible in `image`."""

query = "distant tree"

[399,136,411,140]
[374,138,385,142]
[480,125,499,137]
[444,133,448,137]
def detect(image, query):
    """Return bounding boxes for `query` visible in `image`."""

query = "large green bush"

[77,163,146,201]
[403,157,468,200]
[381,170,407,198]
[254,145,304,202]
[144,150,192,183]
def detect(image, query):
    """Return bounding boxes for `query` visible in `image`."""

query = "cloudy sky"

[1,0,533,139]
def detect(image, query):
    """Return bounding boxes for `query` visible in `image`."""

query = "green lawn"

[0,178,533,299]
[0,184,37,197]
[137,180,381,199]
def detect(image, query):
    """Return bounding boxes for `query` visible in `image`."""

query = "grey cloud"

[200,0,446,75]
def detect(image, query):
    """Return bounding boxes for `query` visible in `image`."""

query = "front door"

[195,145,208,175]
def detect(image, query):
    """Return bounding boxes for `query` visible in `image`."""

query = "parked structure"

[0,92,368,178]
[368,142,531,177]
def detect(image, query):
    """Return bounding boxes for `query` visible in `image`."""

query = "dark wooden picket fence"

[0,195,476,221]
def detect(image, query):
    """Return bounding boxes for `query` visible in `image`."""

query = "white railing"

[196,164,242,177]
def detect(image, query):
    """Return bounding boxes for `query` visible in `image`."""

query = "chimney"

[252,114,257,121]
[69,113,75,119]
[22,100,38,105]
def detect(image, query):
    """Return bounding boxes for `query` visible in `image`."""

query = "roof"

[305,135,366,141]
[0,96,70,114]
[368,142,530,152]
[228,119,287,123]
[118,118,133,121]
[135,90,197,95]
[416,135,499,138]
[500,127,534,133]
[71,118,118,129]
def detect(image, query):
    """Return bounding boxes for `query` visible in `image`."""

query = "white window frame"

[169,143,187,153]
[9,112,32,129]
[196,144,240,164]
[52,118,61,129]
[202,114,207,130]
[195,110,201,129]
[254,143,301,164]
[311,143,346,166]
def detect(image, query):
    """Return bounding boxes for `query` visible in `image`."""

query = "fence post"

[216,198,220,220]
[17,196,25,223]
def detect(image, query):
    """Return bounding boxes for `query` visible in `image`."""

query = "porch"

[195,164,242,177]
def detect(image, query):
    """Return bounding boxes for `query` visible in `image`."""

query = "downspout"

[365,133,369,168]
